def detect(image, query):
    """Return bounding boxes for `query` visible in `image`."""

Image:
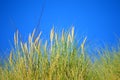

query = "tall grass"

[0,27,120,80]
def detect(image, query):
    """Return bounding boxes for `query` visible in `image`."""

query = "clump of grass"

[0,27,120,80]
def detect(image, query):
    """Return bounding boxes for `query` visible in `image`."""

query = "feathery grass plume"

[0,27,120,80]
[31,28,36,40]
[67,33,71,47]
[30,29,36,51]
[9,51,13,65]
[20,42,25,52]
[38,39,41,50]
[24,42,28,54]
[50,27,54,42]
[45,40,48,48]
[71,27,74,42]
[14,30,18,47]
[50,27,54,52]
[55,33,58,46]
[81,36,87,55]
[61,29,64,43]
[35,32,42,45]
[28,34,32,45]
[28,33,32,53]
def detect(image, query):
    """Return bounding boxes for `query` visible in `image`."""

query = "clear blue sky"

[0,0,120,55]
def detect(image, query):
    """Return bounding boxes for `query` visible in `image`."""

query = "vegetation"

[0,27,120,80]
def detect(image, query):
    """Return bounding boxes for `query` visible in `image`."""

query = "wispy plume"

[71,27,74,42]
[35,32,42,45]
[81,36,87,55]
[50,27,54,52]
[61,29,64,43]
[14,30,19,47]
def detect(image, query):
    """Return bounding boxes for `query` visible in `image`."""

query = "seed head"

[35,32,42,44]
[61,29,64,42]
[50,27,54,42]
[14,30,18,47]
[71,27,74,41]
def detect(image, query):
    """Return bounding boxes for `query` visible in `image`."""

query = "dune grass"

[0,27,120,80]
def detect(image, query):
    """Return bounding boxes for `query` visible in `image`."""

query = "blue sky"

[0,0,120,55]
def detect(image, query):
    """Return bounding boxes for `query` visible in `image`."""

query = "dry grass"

[0,27,120,80]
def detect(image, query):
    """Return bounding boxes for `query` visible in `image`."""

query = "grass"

[0,27,120,80]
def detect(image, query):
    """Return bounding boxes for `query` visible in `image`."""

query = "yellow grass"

[0,27,120,80]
